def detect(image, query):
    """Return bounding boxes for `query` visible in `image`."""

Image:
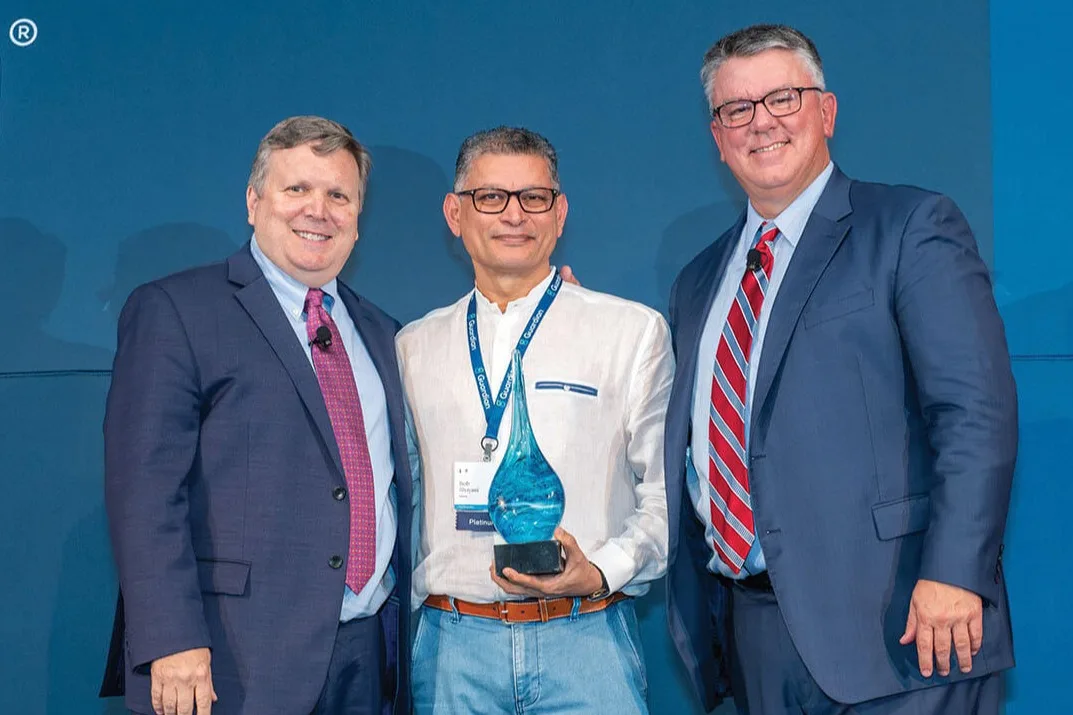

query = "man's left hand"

[899,578,984,677]
[490,527,603,598]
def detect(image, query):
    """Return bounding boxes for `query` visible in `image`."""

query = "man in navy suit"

[102,116,412,715]
[664,25,1017,714]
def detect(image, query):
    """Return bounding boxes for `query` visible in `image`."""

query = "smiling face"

[443,152,568,287]
[709,48,837,217]
[245,142,362,287]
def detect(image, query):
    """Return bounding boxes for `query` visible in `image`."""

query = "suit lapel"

[338,287,397,398]
[751,168,854,422]
[228,246,345,476]
[679,213,746,374]
[338,284,414,579]
[667,215,742,561]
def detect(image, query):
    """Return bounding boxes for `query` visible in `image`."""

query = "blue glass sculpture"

[488,350,566,576]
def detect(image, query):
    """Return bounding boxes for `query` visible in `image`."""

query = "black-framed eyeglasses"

[456,187,560,214]
[712,86,822,128]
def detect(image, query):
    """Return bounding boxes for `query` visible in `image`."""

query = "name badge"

[454,461,496,532]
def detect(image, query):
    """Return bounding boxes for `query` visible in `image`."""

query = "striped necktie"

[707,222,778,574]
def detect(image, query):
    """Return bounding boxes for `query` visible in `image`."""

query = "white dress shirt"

[250,235,396,620]
[688,162,834,578]
[397,268,672,607]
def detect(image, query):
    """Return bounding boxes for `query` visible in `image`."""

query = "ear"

[709,121,727,163]
[443,192,463,237]
[246,185,259,227]
[554,192,569,237]
[821,91,838,139]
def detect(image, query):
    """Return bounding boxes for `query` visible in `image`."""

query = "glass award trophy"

[488,350,566,577]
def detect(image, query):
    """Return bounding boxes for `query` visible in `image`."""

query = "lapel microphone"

[310,326,333,350]
[746,249,762,272]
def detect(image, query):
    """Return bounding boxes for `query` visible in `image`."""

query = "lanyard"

[467,270,562,461]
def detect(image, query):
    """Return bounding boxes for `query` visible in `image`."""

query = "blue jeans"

[412,598,648,714]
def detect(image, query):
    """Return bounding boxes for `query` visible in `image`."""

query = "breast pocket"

[534,380,599,398]
[803,289,875,329]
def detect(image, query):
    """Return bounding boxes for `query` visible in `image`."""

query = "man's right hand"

[150,647,217,715]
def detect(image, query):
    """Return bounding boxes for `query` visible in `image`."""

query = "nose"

[751,102,779,132]
[499,194,526,224]
[305,191,328,219]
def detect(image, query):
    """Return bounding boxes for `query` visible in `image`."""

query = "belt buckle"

[497,601,511,624]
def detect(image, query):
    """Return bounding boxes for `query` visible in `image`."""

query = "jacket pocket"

[871,494,931,540]
[804,289,874,328]
[196,558,251,595]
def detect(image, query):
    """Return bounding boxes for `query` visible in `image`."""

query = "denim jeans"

[412,598,648,714]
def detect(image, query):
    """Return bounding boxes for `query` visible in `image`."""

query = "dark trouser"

[313,599,397,715]
[725,581,1004,715]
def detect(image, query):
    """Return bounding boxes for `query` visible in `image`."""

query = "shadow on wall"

[341,146,472,324]
[998,281,1073,357]
[47,505,127,715]
[0,373,118,715]
[0,218,114,373]
[99,222,239,327]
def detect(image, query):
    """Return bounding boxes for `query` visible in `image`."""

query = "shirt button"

[328,555,344,569]
[333,486,347,501]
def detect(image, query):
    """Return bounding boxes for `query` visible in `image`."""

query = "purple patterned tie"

[304,288,376,593]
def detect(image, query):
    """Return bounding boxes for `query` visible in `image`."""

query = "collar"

[473,266,557,315]
[743,161,835,249]
[250,234,339,315]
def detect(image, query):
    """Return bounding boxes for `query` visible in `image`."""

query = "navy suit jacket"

[665,167,1017,709]
[101,244,413,714]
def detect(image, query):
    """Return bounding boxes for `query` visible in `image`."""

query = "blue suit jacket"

[665,167,1017,709]
[101,244,413,714]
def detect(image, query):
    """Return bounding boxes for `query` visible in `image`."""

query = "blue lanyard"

[467,271,562,460]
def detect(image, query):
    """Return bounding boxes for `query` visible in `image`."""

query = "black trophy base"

[494,540,564,577]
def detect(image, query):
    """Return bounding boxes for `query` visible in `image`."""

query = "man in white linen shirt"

[396,126,672,715]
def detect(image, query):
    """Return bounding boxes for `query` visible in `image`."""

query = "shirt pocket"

[533,380,599,398]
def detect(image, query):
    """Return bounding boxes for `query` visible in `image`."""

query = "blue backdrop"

[0,1,1066,713]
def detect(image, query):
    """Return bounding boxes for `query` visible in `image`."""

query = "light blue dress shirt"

[250,236,396,620]
[688,162,834,578]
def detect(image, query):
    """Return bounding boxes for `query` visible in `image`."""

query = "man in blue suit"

[102,116,412,715]
[664,25,1017,714]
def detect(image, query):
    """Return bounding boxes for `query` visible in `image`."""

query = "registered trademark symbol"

[9,18,38,47]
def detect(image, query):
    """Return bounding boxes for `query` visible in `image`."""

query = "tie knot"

[304,288,325,313]
[757,221,779,248]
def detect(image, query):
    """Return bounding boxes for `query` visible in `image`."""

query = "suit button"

[328,555,344,569]
[333,486,347,501]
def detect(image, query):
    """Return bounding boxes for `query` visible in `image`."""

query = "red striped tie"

[708,222,778,574]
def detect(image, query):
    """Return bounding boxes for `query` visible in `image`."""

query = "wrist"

[587,564,611,601]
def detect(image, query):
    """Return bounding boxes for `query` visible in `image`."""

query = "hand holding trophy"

[488,350,566,577]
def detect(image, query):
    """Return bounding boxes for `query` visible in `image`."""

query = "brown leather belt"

[423,592,629,624]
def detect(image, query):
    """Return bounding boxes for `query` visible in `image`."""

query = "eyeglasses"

[455,187,560,214]
[712,86,822,128]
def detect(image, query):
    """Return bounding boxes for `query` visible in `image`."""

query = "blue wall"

[0,1,1065,713]
[991,0,1073,711]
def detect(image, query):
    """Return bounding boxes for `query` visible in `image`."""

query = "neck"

[750,158,831,219]
[474,265,553,312]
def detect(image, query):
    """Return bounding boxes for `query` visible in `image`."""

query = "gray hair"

[453,126,559,191]
[248,115,372,198]
[700,24,826,112]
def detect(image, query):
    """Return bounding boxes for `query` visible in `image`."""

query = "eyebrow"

[721,85,797,103]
